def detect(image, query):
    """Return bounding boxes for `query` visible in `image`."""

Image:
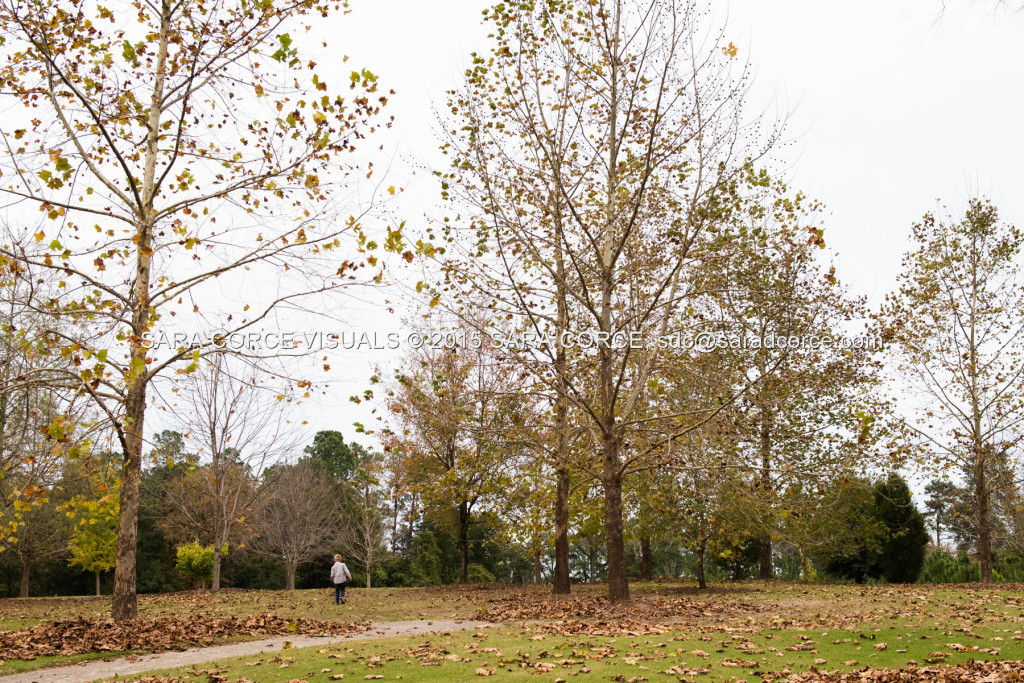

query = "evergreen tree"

[873,474,929,583]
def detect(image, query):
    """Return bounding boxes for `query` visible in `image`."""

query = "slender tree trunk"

[458,499,470,584]
[969,244,992,584]
[603,432,629,601]
[392,491,399,553]
[597,2,627,604]
[112,386,145,620]
[975,461,993,583]
[286,561,296,590]
[759,416,773,581]
[19,557,29,598]
[406,492,417,550]
[553,466,571,594]
[211,537,223,592]
[640,536,653,581]
[533,548,542,584]
[800,549,810,583]
[96,570,101,597]
[551,198,571,596]
[696,538,707,590]
[112,0,169,623]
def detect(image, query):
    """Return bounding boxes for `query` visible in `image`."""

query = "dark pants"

[334,582,347,604]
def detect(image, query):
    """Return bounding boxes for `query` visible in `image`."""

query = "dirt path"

[0,619,498,683]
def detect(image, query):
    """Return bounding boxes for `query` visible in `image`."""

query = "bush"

[994,554,1024,582]
[467,563,496,583]
[175,541,227,587]
[919,550,979,583]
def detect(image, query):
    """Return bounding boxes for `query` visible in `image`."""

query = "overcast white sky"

[186,0,1024,451]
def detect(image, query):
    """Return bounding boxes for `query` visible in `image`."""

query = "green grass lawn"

[110,621,1023,682]
[0,581,1019,680]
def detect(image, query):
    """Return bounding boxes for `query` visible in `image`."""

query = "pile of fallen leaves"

[477,592,761,631]
[777,660,1024,681]
[0,613,371,661]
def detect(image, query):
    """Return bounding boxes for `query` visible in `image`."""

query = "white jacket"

[331,561,351,583]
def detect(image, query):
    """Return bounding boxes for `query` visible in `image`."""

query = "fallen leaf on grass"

[0,614,371,661]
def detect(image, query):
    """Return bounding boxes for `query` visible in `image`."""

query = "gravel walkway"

[0,619,497,683]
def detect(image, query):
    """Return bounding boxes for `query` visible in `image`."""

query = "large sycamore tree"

[0,0,390,619]
[436,0,774,599]
[694,183,883,580]
[881,199,1024,583]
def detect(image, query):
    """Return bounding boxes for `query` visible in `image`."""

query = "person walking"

[330,554,352,604]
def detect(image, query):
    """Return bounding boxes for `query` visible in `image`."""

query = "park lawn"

[4,581,1017,630]
[0,584,497,629]
[0,582,1021,678]
[110,620,1024,682]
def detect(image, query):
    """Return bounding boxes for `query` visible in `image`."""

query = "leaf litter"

[0,613,370,660]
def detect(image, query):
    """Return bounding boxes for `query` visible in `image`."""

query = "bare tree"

[256,459,342,590]
[165,355,298,590]
[338,460,389,589]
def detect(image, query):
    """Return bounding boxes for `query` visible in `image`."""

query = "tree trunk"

[800,549,810,583]
[19,557,29,598]
[96,570,102,597]
[458,499,470,584]
[406,492,418,550]
[112,0,167,623]
[759,409,773,581]
[551,205,571,596]
[112,383,146,620]
[696,539,707,590]
[286,561,296,590]
[553,466,571,595]
[211,539,223,592]
[533,548,542,584]
[392,491,400,553]
[640,536,654,581]
[602,432,629,601]
[759,539,772,581]
[598,42,627,599]
[975,461,993,583]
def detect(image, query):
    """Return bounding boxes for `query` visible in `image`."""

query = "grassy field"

[0,584,487,632]
[0,581,1020,680]
[108,622,1020,682]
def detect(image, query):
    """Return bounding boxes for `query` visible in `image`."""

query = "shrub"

[175,541,228,588]
[919,550,979,583]
[993,554,1024,582]
[467,563,496,583]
